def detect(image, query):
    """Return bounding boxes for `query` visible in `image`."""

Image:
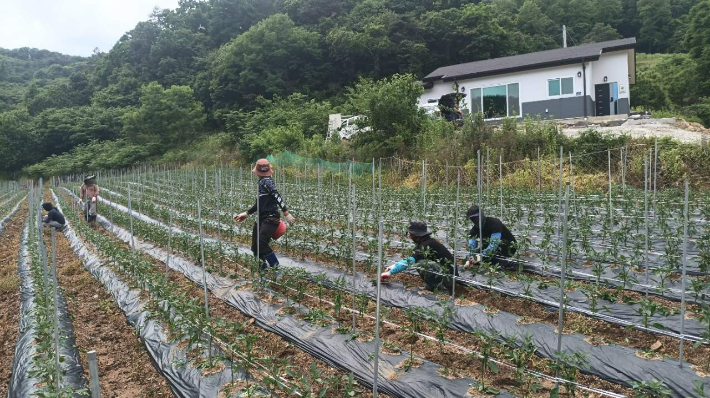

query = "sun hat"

[408,221,431,237]
[252,159,273,177]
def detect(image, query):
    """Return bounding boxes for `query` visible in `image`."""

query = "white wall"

[421,63,589,111]
[419,50,631,111]
[590,50,631,100]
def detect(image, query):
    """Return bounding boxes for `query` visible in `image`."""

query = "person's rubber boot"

[265,252,282,281]
[265,252,279,268]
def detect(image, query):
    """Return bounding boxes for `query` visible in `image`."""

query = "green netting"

[267,151,374,176]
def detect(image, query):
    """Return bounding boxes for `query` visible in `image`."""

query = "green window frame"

[548,77,574,97]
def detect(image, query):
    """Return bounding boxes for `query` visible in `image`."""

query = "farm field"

[2,146,710,398]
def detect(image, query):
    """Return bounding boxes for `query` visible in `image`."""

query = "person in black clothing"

[235,158,295,269]
[466,205,516,269]
[41,202,66,231]
[380,221,456,292]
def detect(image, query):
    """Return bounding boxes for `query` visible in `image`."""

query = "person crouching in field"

[465,205,517,269]
[380,221,456,293]
[42,202,66,231]
[234,159,295,270]
[79,175,99,223]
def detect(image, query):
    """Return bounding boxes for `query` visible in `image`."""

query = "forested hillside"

[1,0,710,177]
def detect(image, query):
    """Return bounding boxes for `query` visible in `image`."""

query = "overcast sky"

[0,0,180,57]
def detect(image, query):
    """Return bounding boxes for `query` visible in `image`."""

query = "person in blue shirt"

[466,205,516,269]
[380,221,456,292]
[41,202,66,231]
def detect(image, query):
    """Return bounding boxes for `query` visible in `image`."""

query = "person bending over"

[380,221,456,292]
[465,205,516,269]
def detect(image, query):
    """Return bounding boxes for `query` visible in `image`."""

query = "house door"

[611,82,619,115]
[595,84,611,116]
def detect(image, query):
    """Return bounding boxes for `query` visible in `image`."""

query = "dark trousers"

[417,262,455,292]
[84,199,97,222]
[489,244,516,269]
[251,219,279,259]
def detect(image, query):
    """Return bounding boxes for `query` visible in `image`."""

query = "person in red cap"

[235,159,295,269]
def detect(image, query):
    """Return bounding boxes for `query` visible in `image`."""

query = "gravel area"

[562,118,710,144]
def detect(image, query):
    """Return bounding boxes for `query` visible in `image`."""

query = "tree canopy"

[1,0,709,177]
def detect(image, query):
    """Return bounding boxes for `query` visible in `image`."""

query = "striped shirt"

[247,177,288,220]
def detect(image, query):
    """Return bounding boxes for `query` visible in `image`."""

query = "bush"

[345,74,426,159]
[22,139,153,177]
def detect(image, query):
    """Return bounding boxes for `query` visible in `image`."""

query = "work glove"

[92,196,97,202]
[284,212,295,224]
[465,254,482,268]
[234,212,248,222]
[380,270,391,282]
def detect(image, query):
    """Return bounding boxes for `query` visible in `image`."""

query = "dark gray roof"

[423,38,636,82]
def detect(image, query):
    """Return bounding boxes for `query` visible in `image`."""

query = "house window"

[508,83,520,117]
[548,77,573,97]
[471,88,482,114]
[483,85,507,118]
[470,82,520,119]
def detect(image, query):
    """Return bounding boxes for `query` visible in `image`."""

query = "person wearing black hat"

[466,205,516,268]
[41,202,66,231]
[380,221,456,292]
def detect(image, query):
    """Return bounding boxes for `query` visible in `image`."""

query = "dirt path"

[0,205,27,396]
[45,195,173,397]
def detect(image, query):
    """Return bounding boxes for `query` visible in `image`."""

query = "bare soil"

[0,205,26,397]
[89,191,710,393]
[73,201,376,398]
[396,272,710,369]
[46,191,172,397]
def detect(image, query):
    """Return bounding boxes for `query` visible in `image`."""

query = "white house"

[419,38,636,120]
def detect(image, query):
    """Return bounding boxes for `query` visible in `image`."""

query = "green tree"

[655,53,700,105]
[515,0,558,52]
[68,70,94,106]
[25,82,73,116]
[34,106,123,158]
[121,82,205,147]
[638,0,675,52]
[631,72,669,110]
[684,0,710,95]
[282,0,351,26]
[419,3,511,70]
[344,74,425,159]
[0,109,38,172]
[207,0,278,47]
[619,0,641,38]
[671,0,699,17]
[228,93,332,159]
[326,2,398,80]
[148,28,209,87]
[594,0,623,28]
[210,14,324,110]
[583,23,622,43]
[94,21,162,85]
[91,65,142,108]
